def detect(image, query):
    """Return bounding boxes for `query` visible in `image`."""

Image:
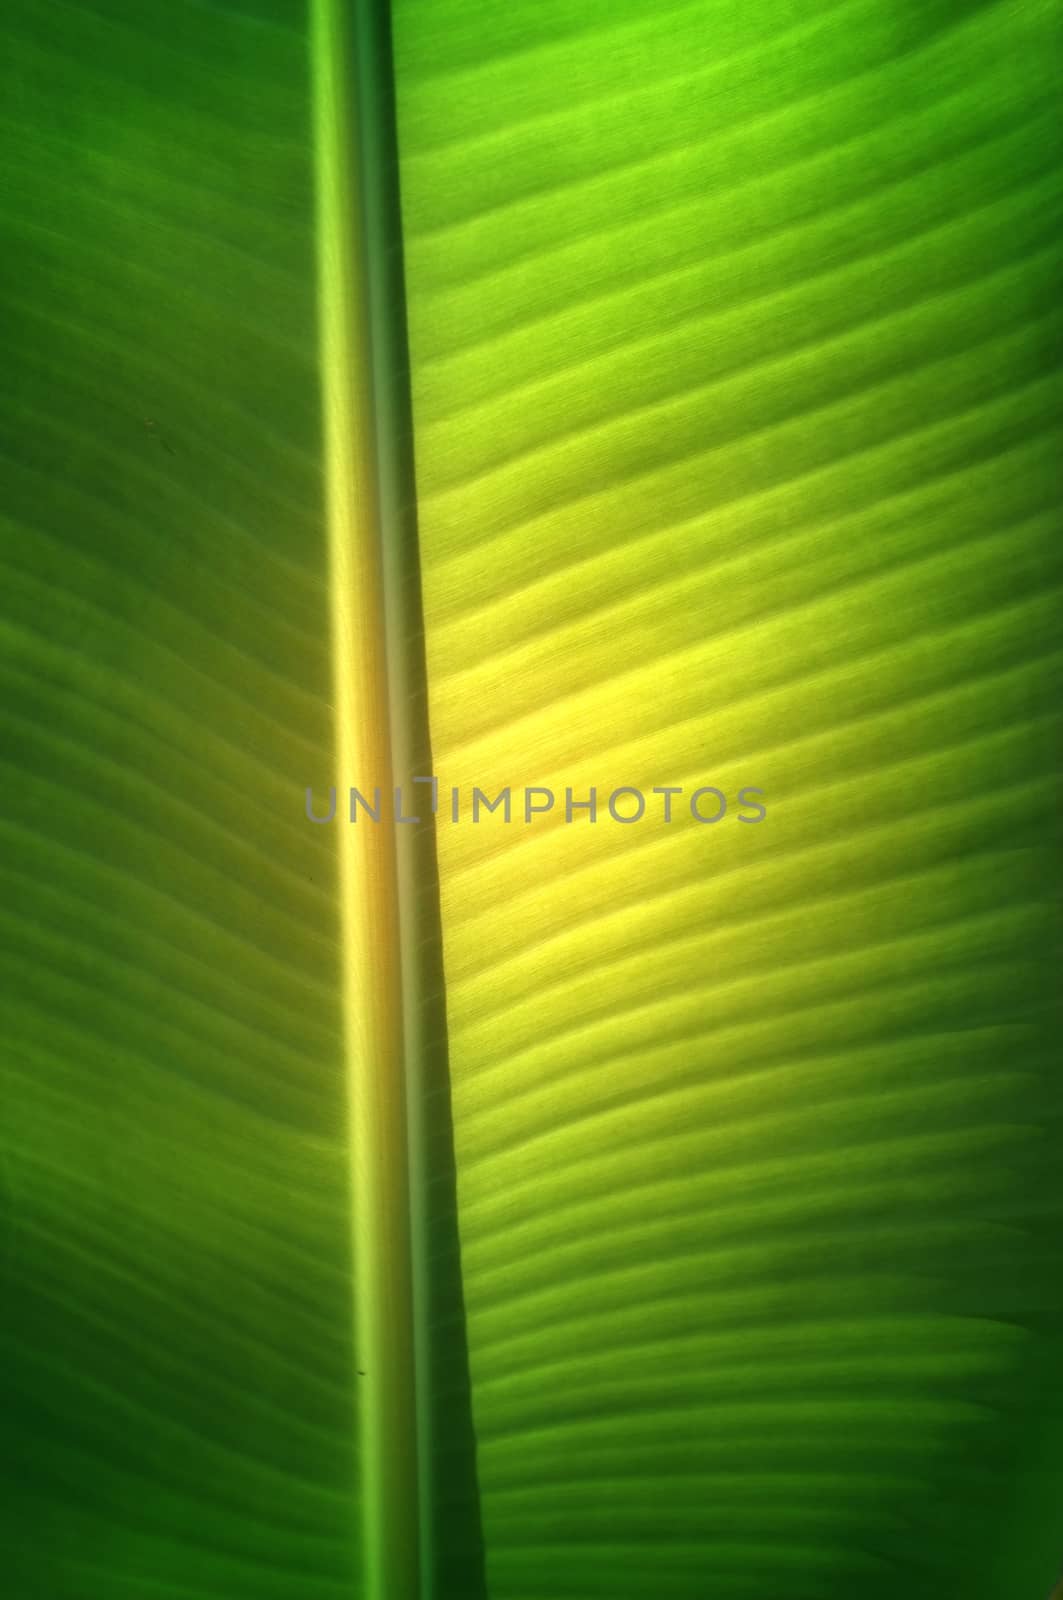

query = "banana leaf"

[1,2,1061,1598]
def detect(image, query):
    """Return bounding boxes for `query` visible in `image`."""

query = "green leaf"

[2,2,1061,1599]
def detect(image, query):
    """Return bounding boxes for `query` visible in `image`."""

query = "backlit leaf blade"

[392,0,1063,1594]
[2,2,1061,1598]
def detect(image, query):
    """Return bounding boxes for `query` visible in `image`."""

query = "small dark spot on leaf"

[142,416,176,455]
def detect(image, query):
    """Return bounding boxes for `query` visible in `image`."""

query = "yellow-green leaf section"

[392,0,1063,1596]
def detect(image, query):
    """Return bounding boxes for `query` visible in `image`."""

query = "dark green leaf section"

[0,4,357,1595]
